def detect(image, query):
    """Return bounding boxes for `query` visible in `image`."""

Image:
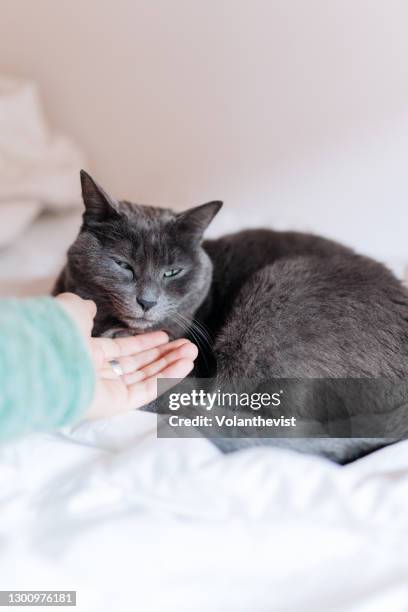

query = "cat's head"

[65,170,222,337]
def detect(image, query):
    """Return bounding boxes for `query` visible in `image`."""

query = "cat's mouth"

[127,316,154,327]
[106,315,162,338]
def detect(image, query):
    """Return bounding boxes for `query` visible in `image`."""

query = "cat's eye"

[163,268,183,278]
[115,260,134,279]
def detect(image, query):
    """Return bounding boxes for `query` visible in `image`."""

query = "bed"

[1,210,408,612]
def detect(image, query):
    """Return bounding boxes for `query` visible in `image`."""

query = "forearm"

[0,297,95,441]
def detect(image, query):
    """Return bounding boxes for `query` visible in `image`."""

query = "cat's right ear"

[80,170,120,224]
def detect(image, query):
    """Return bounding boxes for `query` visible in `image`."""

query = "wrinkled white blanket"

[0,76,84,248]
[1,411,408,611]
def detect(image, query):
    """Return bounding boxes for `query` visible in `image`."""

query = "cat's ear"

[176,201,223,241]
[80,170,120,223]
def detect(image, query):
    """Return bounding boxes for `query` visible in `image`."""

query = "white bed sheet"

[1,411,408,612]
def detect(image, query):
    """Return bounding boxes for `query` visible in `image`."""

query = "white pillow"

[0,75,85,247]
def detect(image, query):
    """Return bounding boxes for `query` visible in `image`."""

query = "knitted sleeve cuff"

[0,297,96,441]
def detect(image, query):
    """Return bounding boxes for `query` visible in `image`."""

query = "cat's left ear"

[176,201,223,241]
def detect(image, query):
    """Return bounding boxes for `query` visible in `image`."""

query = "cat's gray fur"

[54,171,408,463]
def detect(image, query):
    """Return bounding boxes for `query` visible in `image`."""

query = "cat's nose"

[136,296,157,312]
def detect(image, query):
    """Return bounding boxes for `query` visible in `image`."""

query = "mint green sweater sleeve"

[0,297,95,441]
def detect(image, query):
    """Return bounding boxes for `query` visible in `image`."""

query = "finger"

[56,292,96,318]
[56,293,97,336]
[92,331,170,366]
[99,367,123,380]
[122,342,198,385]
[127,358,195,409]
[84,298,97,319]
[98,339,192,378]
[100,338,192,377]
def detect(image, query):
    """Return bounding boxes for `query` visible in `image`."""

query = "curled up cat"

[54,171,408,463]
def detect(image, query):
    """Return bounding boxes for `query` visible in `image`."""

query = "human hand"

[55,293,198,420]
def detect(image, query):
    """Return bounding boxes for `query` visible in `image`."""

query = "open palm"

[89,332,198,419]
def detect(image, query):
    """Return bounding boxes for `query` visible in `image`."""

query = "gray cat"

[54,171,408,462]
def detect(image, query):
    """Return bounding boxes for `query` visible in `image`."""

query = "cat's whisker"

[172,311,213,374]
[171,312,209,368]
[175,312,207,346]
[186,316,214,351]
[192,318,214,347]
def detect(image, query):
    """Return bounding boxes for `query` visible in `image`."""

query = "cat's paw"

[100,327,132,339]
[112,329,135,338]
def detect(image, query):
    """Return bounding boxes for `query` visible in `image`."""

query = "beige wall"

[1,0,408,259]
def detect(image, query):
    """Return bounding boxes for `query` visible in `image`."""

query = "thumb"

[56,293,97,337]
